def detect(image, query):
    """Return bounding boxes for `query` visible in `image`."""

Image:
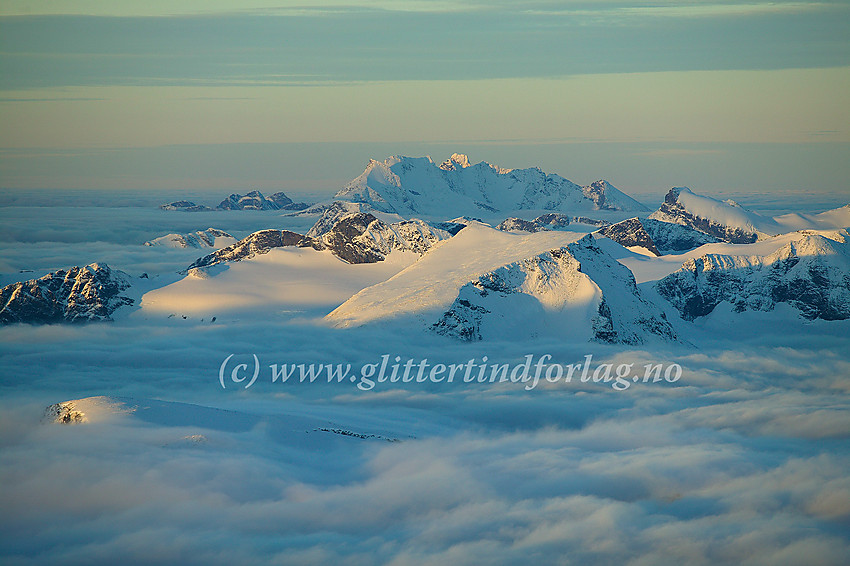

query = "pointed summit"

[439,153,471,171]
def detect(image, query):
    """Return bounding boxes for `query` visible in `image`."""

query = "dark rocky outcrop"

[656,231,850,320]
[0,263,134,324]
[598,217,719,256]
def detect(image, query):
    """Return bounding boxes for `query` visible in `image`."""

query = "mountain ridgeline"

[4,154,849,334]
[333,154,649,217]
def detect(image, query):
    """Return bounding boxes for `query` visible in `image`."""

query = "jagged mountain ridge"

[334,154,648,217]
[0,263,134,324]
[160,191,309,212]
[655,229,850,321]
[598,217,720,256]
[433,235,678,344]
[185,229,315,273]
[216,190,309,211]
[320,213,449,263]
[159,200,214,212]
[185,211,452,272]
[496,213,572,233]
[649,187,780,244]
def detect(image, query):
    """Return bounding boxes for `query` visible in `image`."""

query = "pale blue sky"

[0,1,848,198]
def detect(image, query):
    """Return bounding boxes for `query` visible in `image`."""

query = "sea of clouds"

[0,192,848,565]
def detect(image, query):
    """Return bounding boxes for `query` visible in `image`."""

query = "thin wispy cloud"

[0,0,836,18]
[525,1,832,20]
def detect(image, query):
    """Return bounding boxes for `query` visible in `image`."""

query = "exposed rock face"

[649,187,769,244]
[433,235,678,344]
[266,192,309,211]
[0,263,134,324]
[304,201,374,238]
[534,213,572,230]
[598,217,719,256]
[184,212,452,271]
[496,218,542,233]
[319,214,387,264]
[582,180,633,211]
[640,218,721,254]
[432,298,491,342]
[439,152,471,170]
[144,228,234,248]
[656,230,850,320]
[496,213,572,233]
[431,221,467,236]
[316,212,450,264]
[44,401,87,424]
[599,218,661,255]
[159,201,213,212]
[42,396,134,424]
[217,190,290,211]
[185,229,314,272]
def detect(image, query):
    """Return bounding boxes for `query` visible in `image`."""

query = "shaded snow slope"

[656,229,850,321]
[598,217,720,256]
[432,235,677,344]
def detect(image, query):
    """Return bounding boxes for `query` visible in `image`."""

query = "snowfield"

[327,222,587,327]
[139,245,419,322]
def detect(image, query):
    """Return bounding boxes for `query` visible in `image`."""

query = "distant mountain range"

[160,190,309,212]
[3,155,849,336]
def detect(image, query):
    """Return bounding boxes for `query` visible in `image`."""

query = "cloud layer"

[1,189,849,565]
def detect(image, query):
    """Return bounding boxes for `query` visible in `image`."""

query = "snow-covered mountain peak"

[439,153,472,171]
[770,230,849,263]
[586,180,614,192]
[144,228,235,249]
[649,187,777,243]
[432,234,678,344]
[333,154,648,217]
[656,229,850,321]
[0,263,135,324]
[580,179,644,212]
[215,190,307,211]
